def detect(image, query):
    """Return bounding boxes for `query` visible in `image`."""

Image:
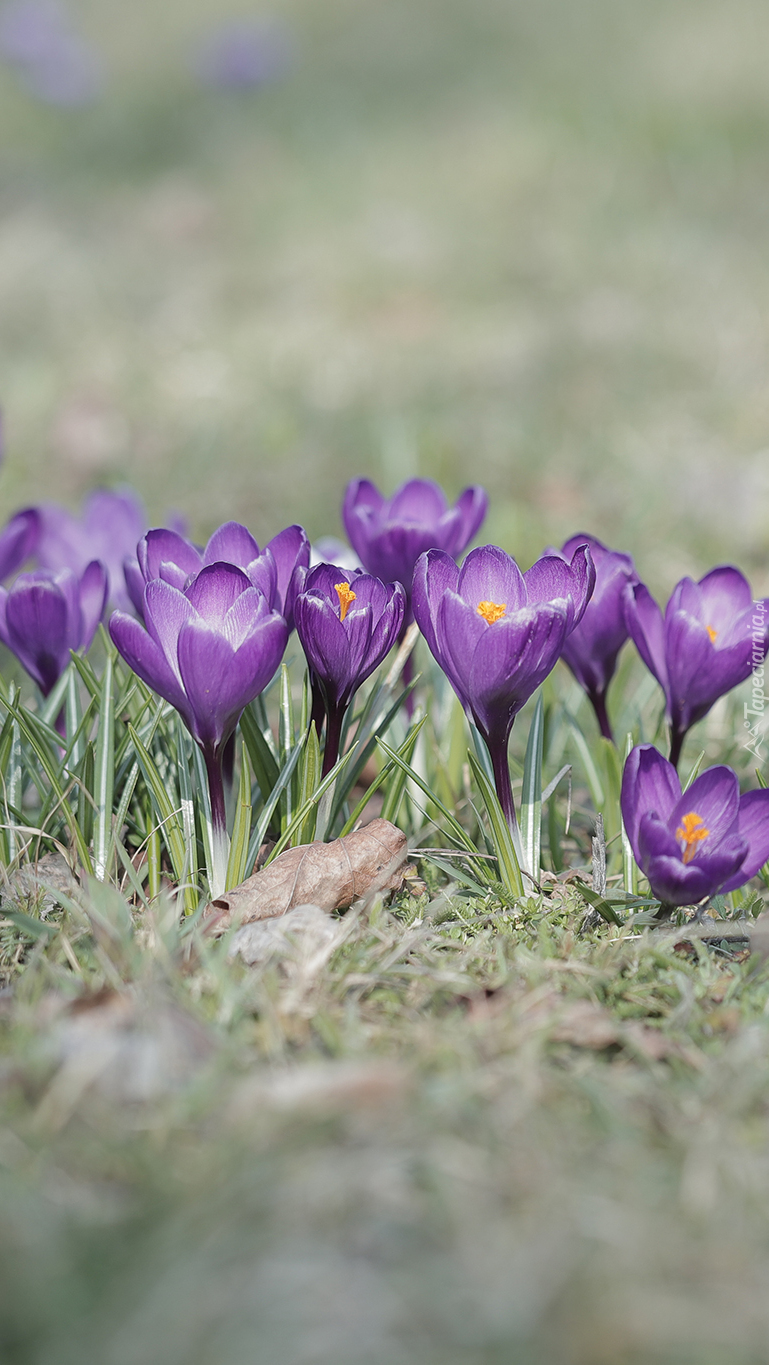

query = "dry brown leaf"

[204,817,408,929]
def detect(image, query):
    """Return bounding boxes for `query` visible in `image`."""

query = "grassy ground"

[1,0,769,1360]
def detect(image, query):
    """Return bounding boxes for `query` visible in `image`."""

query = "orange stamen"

[477,600,507,625]
[335,582,357,621]
[676,811,710,864]
[706,625,717,643]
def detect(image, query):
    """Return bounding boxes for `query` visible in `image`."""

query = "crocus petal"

[621,744,681,856]
[458,545,527,613]
[143,579,197,685]
[124,557,145,615]
[625,582,669,697]
[203,521,260,569]
[412,549,459,661]
[140,529,202,583]
[643,841,748,906]
[668,765,740,845]
[185,562,252,621]
[266,523,310,611]
[466,604,569,738]
[342,479,385,562]
[451,485,488,553]
[721,789,769,891]
[244,550,278,606]
[109,611,189,717]
[176,619,246,750]
[388,478,447,523]
[6,577,71,694]
[697,565,754,627]
[295,595,352,706]
[0,508,39,581]
[78,560,109,650]
[665,611,747,733]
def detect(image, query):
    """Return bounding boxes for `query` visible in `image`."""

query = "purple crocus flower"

[110,563,288,893]
[125,521,309,632]
[294,564,406,775]
[413,543,595,830]
[624,567,769,769]
[0,562,107,695]
[0,507,40,581]
[342,478,488,617]
[621,743,769,908]
[37,487,147,613]
[552,532,638,742]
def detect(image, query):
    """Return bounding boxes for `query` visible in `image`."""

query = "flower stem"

[589,690,614,743]
[489,734,519,835]
[321,704,345,778]
[669,727,684,771]
[204,746,230,898]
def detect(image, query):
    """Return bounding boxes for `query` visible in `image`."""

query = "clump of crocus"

[413,543,594,831]
[621,743,769,909]
[0,507,40,581]
[125,521,309,631]
[553,532,638,742]
[110,563,288,895]
[37,487,148,613]
[294,564,406,776]
[342,478,488,617]
[0,562,107,695]
[624,567,769,769]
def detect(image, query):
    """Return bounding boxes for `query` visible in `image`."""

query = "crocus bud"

[553,532,638,742]
[294,564,406,775]
[0,562,107,694]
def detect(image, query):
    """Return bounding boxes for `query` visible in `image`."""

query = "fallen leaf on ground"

[205,818,408,929]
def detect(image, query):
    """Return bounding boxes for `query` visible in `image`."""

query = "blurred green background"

[2,0,769,590]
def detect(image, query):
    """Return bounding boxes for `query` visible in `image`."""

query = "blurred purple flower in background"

[0,562,107,695]
[413,543,594,831]
[193,16,292,91]
[624,567,769,769]
[621,743,769,908]
[343,478,488,619]
[0,508,40,582]
[295,563,406,775]
[0,0,102,105]
[110,562,288,893]
[554,532,638,742]
[126,521,309,631]
[37,488,147,613]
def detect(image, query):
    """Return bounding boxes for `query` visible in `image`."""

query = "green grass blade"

[682,750,705,792]
[297,721,320,845]
[240,701,280,803]
[127,722,187,888]
[340,715,427,837]
[225,737,252,891]
[520,693,544,881]
[265,746,358,863]
[565,710,605,809]
[467,749,524,899]
[93,655,115,880]
[379,716,425,827]
[245,741,303,874]
[175,719,199,897]
[9,699,92,872]
[621,732,638,895]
